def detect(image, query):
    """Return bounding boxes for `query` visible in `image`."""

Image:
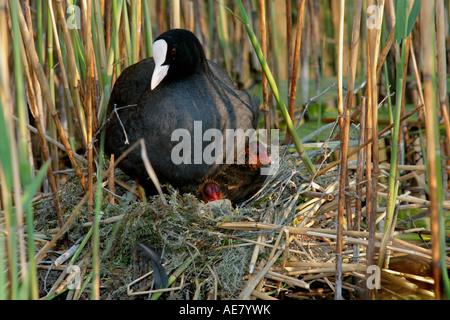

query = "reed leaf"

[22,160,51,299]
[378,0,420,269]
[406,0,421,38]
[91,129,106,300]
[232,0,316,175]
[122,0,133,67]
[142,0,154,57]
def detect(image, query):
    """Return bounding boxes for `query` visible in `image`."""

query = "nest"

[33,142,442,300]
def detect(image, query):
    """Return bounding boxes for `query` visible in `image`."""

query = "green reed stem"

[112,0,123,78]
[36,0,45,63]
[0,229,6,300]
[379,0,421,269]
[8,0,28,299]
[122,0,132,67]
[233,0,316,174]
[90,129,106,300]
[0,99,18,300]
[10,0,29,185]
[22,160,51,299]
[142,0,153,57]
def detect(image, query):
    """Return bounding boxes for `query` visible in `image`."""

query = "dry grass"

[0,0,449,300]
[30,138,445,300]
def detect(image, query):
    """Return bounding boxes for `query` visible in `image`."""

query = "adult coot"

[104,29,260,196]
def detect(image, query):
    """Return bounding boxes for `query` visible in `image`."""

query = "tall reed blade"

[7,0,31,299]
[232,0,316,175]
[285,0,306,144]
[378,0,419,271]
[420,0,449,300]
[335,0,346,301]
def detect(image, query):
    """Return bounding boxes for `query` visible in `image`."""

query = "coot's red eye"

[171,48,177,55]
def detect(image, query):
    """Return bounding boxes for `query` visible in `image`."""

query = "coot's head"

[151,29,207,90]
[200,180,222,202]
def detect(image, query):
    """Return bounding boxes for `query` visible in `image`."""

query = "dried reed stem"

[316,104,423,177]
[355,96,366,237]
[15,2,87,191]
[335,0,348,301]
[35,139,143,263]
[218,221,441,263]
[436,0,450,191]
[259,0,270,138]
[421,0,447,299]
[366,0,384,299]
[23,45,65,238]
[54,0,86,148]
[285,0,305,143]
[171,0,180,29]
[239,250,283,300]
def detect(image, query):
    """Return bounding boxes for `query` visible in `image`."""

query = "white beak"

[151,39,170,90]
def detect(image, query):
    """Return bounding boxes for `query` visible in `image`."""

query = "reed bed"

[0,0,449,300]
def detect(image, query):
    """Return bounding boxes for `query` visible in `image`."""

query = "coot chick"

[180,142,271,204]
[199,180,222,203]
[205,141,272,204]
[104,29,260,195]
[242,141,272,169]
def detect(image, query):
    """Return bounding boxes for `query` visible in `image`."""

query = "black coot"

[104,29,260,195]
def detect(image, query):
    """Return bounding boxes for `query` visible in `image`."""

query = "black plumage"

[104,29,261,197]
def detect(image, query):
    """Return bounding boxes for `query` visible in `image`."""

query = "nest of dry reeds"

[32,138,444,300]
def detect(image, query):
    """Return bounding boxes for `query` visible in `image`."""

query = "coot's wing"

[104,58,156,189]
[106,58,155,115]
[129,72,228,187]
[207,61,260,129]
